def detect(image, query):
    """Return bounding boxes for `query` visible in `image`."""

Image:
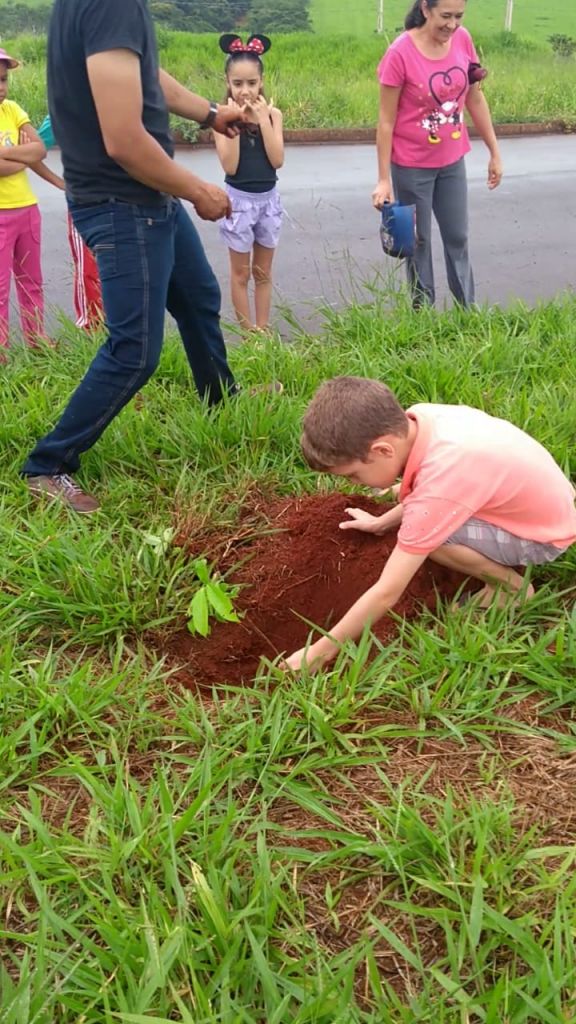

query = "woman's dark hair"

[405,0,437,29]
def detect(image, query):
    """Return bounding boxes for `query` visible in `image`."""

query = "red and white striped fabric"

[66,214,103,331]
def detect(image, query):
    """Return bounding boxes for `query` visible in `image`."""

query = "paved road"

[15,136,576,336]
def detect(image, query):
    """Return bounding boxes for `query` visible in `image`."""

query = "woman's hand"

[372,177,394,209]
[487,154,503,190]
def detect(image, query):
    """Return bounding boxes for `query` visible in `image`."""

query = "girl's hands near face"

[246,95,272,124]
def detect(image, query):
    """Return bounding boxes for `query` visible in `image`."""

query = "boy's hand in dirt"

[282,645,332,674]
[339,508,385,534]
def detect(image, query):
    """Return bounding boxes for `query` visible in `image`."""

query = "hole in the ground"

[161,493,469,689]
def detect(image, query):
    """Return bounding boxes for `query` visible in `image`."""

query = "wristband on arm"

[200,101,218,129]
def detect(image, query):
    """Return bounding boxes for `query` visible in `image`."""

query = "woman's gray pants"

[391,157,475,308]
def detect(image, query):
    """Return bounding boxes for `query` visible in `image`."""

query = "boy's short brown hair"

[301,376,409,471]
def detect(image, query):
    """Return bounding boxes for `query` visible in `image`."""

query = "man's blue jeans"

[23,198,237,476]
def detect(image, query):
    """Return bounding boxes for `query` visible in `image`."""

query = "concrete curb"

[181,120,575,148]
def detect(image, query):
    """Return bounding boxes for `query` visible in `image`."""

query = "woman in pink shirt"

[373,0,502,308]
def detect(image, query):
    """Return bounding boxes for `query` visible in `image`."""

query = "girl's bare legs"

[252,243,275,330]
[229,249,253,330]
[428,543,535,608]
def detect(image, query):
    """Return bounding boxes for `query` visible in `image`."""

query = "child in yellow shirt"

[0,48,47,350]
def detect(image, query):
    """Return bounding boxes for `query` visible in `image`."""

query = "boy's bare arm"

[283,544,426,671]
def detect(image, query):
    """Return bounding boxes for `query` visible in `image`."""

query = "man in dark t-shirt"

[22,0,256,512]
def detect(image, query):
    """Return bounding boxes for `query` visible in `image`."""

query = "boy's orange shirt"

[397,404,576,555]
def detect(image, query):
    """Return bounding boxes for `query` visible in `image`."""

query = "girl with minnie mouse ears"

[213,35,284,335]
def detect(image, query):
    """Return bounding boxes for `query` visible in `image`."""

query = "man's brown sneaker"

[27,474,100,514]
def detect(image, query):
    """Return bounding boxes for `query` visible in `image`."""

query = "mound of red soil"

[163,493,468,688]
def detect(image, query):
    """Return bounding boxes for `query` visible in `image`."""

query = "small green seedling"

[187,558,241,637]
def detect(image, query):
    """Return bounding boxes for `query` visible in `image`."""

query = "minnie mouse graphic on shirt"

[421,65,467,144]
[420,61,487,144]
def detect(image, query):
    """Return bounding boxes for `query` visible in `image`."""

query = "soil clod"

[163,493,468,688]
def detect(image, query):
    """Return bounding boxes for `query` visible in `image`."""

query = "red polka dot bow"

[228,38,266,55]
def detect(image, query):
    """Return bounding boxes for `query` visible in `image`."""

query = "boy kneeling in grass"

[284,377,576,672]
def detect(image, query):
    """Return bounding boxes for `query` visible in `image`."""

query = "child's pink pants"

[0,203,45,348]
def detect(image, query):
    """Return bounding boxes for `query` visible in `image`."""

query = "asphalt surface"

[13,135,576,336]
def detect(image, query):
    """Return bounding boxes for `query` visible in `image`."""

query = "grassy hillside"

[312,0,576,37]
[4,30,576,134]
[8,0,576,36]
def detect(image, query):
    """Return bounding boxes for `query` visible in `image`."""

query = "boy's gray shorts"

[445,517,571,566]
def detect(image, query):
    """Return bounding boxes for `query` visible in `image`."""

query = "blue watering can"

[379,201,416,259]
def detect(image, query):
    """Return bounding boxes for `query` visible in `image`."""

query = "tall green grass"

[1,291,576,1020]
[4,31,576,133]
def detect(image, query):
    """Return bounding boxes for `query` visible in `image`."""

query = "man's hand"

[212,101,246,138]
[339,508,387,534]
[191,182,232,221]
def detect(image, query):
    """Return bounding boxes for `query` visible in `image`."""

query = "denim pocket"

[92,242,117,280]
[72,210,117,279]
[136,200,175,229]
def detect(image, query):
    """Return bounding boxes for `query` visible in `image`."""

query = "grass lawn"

[311,0,576,37]
[5,30,576,135]
[1,290,576,1021]
[10,0,576,36]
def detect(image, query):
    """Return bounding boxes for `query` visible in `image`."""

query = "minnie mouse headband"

[219,34,272,57]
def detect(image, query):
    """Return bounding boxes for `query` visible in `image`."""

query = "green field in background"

[311,0,576,37]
